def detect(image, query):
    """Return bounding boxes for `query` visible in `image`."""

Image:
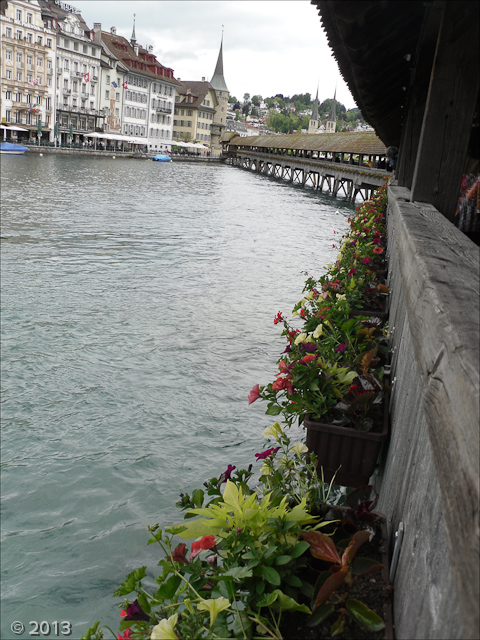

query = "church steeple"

[210,30,229,93]
[326,86,337,133]
[308,85,320,134]
[130,13,137,45]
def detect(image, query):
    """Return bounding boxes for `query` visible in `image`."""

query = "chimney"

[110,26,116,35]
[202,77,205,82]
[93,22,101,44]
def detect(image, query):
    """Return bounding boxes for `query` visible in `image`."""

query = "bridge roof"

[226,132,386,155]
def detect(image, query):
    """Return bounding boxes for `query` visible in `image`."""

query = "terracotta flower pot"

[304,398,389,487]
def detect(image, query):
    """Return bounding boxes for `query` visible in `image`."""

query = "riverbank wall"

[375,184,479,639]
[22,146,222,162]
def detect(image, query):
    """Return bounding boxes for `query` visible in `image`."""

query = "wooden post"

[396,1,443,189]
[410,1,479,220]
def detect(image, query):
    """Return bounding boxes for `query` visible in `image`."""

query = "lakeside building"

[96,21,180,152]
[37,0,103,145]
[173,36,229,154]
[1,0,56,141]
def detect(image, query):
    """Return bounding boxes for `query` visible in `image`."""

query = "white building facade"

[1,0,56,141]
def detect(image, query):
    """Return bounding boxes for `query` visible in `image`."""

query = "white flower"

[260,463,272,476]
[263,422,283,440]
[295,332,308,345]
[304,291,314,300]
[151,614,178,640]
[198,597,230,627]
[336,294,347,301]
[290,442,308,456]
[313,323,323,338]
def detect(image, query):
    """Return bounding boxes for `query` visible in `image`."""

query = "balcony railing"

[156,105,173,114]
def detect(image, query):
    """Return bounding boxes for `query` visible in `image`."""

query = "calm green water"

[0,154,352,638]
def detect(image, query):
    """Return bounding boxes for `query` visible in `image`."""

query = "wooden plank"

[388,185,479,638]
[410,1,479,219]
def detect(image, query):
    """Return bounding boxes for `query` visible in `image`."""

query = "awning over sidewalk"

[1,125,29,132]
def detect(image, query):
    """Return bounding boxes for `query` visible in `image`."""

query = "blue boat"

[152,154,171,162]
[0,141,29,155]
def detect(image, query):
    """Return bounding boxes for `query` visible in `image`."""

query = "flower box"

[304,391,389,487]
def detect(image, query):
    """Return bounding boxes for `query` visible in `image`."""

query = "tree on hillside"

[228,95,238,104]
[251,95,262,106]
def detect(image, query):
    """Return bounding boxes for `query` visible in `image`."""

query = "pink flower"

[191,535,216,560]
[334,342,348,354]
[373,246,384,254]
[248,384,261,405]
[361,256,371,264]
[117,629,132,640]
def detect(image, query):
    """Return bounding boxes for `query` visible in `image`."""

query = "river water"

[0,154,352,638]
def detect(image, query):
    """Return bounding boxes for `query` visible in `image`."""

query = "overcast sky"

[71,1,356,109]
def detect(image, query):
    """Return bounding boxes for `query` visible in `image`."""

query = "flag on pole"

[111,81,118,88]
[83,72,90,83]
[28,78,40,86]
[29,103,39,113]
[122,81,128,90]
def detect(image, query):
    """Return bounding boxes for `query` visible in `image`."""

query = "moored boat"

[0,141,29,155]
[152,153,171,162]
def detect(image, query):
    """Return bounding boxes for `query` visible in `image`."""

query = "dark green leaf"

[262,566,281,585]
[307,603,335,627]
[346,599,385,631]
[291,540,310,558]
[156,574,181,600]
[266,404,282,416]
[275,555,293,565]
[192,489,204,508]
[352,557,384,576]
[331,612,347,637]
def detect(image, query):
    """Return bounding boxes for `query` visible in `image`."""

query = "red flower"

[118,629,132,640]
[255,447,280,460]
[191,535,216,560]
[167,543,190,565]
[273,311,284,325]
[373,246,384,254]
[219,464,236,483]
[301,355,316,364]
[248,384,261,405]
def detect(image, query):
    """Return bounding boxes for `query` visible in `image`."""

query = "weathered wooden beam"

[386,185,479,638]
[396,1,443,189]
[410,1,479,220]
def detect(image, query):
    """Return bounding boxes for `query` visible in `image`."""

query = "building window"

[115,92,119,101]
[16,9,22,21]
[5,27,12,38]
[106,75,110,85]
[16,71,22,81]
[6,49,12,60]
[26,13,33,24]
[37,56,43,68]
[16,52,22,63]
[16,30,22,40]
[37,36,42,45]
[6,70,12,79]
[5,91,11,99]
[26,32,33,43]
[47,38,52,48]
[105,90,109,99]
[6,110,12,122]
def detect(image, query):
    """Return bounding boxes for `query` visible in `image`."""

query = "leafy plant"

[302,528,385,635]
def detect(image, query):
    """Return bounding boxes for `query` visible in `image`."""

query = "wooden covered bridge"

[222,131,389,202]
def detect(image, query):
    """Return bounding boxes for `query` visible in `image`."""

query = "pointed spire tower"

[209,27,230,155]
[326,86,337,133]
[210,30,229,93]
[130,13,137,46]
[308,85,320,134]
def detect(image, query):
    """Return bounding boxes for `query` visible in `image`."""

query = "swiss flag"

[122,81,128,90]
[83,72,90,83]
